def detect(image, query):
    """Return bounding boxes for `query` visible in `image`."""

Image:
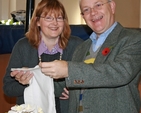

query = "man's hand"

[39,60,68,79]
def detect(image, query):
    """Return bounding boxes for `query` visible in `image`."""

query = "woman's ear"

[34,17,40,26]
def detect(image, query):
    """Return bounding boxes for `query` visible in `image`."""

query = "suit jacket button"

[81,80,84,83]
[74,80,77,84]
[78,80,80,84]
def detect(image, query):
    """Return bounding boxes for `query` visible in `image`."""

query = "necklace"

[39,53,62,62]
[59,53,62,60]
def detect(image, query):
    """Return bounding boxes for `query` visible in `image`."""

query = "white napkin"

[11,65,56,113]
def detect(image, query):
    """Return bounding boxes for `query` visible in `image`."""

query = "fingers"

[64,88,69,95]
[11,70,20,77]
[39,60,68,79]
[59,88,69,100]
[39,62,53,68]
[59,93,69,99]
[11,70,33,85]
[39,62,56,78]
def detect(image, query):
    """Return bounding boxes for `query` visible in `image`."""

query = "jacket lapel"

[95,23,124,64]
[72,39,92,62]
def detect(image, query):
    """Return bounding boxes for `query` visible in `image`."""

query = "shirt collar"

[38,38,63,57]
[90,22,117,43]
[89,22,117,52]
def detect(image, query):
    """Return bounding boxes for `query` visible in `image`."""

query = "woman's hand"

[59,88,69,100]
[11,69,34,85]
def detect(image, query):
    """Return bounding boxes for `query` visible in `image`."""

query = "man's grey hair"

[79,0,112,4]
[79,0,113,7]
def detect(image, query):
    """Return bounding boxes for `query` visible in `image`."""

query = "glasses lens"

[57,16,64,22]
[45,16,53,22]
[95,3,103,10]
[41,16,64,22]
[82,8,90,15]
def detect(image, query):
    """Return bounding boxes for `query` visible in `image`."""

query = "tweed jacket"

[66,23,141,113]
[3,35,83,113]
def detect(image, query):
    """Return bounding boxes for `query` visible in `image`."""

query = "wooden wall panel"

[0,54,16,113]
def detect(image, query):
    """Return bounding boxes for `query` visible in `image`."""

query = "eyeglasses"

[39,16,64,22]
[81,1,111,15]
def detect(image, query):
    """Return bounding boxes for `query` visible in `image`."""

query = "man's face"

[80,0,116,35]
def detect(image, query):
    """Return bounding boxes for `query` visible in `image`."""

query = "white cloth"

[11,65,56,113]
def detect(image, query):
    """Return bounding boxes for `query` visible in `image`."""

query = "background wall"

[0,0,9,20]
[115,0,140,28]
[0,0,140,27]
[60,0,84,24]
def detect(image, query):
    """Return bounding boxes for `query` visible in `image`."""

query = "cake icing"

[8,104,43,113]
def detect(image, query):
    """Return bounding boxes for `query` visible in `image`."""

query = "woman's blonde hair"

[25,0,71,49]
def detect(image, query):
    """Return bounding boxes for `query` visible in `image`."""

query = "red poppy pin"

[102,47,111,56]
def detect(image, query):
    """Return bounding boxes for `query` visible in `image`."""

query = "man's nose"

[90,7,98,15]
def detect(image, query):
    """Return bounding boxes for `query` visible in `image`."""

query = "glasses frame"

[81,0,111,15]
[39,16,64,22]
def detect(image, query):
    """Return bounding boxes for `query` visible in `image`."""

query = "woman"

[3,0,83,113]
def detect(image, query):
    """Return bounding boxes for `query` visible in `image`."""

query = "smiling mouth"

[92,15,103,22]
[50,27,58,31]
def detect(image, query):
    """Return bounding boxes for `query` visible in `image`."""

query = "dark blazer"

[66,23,141,113]
[3,35,83,113]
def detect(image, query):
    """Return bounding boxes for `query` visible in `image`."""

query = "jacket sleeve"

[66,30,141,88]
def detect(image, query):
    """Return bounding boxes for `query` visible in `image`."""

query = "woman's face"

[37,12,64,40]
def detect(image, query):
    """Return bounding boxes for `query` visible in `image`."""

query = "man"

[39,0,141,113]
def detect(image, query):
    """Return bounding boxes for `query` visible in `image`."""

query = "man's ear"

[80,13,85,19]
[110,1,116,14]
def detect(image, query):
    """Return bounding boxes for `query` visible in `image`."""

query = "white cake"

[8,104,43,113]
